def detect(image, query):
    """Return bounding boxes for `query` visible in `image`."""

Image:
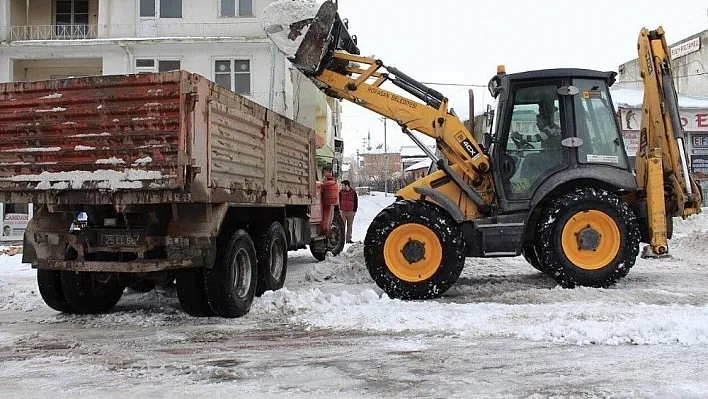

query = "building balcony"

[2,21,265,43]
[9,24,98,41]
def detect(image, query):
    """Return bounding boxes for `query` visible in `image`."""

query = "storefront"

[612,88,708,205]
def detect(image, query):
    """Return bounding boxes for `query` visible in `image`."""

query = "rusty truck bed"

[0,71,316,206]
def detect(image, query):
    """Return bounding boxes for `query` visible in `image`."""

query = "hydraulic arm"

[635,27,702,255]
[279,0,495,215]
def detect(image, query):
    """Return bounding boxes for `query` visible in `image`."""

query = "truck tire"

[36,244,77,313]
[328,212,346,256]
[206,229,258,318]
[364,200,466,299]
[37,270,72,312]
[60,271,124,314]
[255,222,288,296]
[176,268,213,317]
[534,187,640,288]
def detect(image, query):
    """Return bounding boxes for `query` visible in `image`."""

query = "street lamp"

[379,116,388,196]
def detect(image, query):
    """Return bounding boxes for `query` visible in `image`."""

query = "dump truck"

[0,70,345,317]
[264,0,701,299]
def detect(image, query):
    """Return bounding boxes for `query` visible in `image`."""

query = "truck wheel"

[37,270,72,312]
[364,200,466,299]
[206,229,258,318]
[535,187,640,288]
[37,244,77,313]
[60,271,124,314]
[328,212,346,256]
[255,222,288,296]
[176,268,213,317]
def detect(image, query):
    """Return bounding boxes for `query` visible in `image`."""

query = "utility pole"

[379,117,388,196]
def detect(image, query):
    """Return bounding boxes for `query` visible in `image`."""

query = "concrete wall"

[617,29,708,97]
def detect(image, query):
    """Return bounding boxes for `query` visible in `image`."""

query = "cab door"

[493,81,570,209]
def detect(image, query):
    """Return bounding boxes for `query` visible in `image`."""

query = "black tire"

[522,244,546,273]
[205,229,258,318]
[60,271,124,314]
[37,270,72,312]
[535,187,640,288]
[310,246,327,262]
[36,245,77,313]
[328,212,346,256]
[255,222,288,296]
[176,268,214,317]
[364,200,466,299]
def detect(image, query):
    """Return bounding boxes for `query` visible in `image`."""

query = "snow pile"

[261,0,321,58]
[252,287,708,346]
[69,132,111,138]
[303,244,372,283]
[74,145,96,151]
[8,169,165,191]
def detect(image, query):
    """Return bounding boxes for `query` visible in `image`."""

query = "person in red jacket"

[338,180,358,244]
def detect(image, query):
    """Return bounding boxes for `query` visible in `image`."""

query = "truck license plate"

[101,234,140,247]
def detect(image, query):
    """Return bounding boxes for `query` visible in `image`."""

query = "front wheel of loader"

[535,187,640,288]
[364,200,466,300]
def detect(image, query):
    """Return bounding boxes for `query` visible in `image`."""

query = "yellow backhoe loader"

[264,0,702,299]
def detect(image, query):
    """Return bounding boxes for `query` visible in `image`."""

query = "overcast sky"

[331,0,708,157]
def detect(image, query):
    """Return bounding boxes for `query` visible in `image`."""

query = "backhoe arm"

[635,27,702,255]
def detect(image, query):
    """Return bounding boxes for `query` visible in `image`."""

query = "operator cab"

[486,68,636,213]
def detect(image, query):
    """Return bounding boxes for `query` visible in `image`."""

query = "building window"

[220,0,253,17]
[214,60,251,94]
[136,59,181,73]
[140,0,182,18]
[55,0,89,37]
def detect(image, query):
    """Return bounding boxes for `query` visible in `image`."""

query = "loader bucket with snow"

[263,0,360,75]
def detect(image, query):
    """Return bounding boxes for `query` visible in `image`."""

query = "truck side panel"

[0,73,186,198]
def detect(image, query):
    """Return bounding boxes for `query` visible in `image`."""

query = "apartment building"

[0,0,344,240]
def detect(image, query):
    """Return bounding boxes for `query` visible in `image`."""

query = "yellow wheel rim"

[561,210,621,270]
[383,223,443,282]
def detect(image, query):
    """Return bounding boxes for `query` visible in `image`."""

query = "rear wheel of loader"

[364,200,466,299]
[255,222,288,296]
[206,229,258,318]
[60,271,125,314]
[535,187,640,288]
[176,268,213,317]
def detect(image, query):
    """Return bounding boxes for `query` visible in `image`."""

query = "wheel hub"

[401,240,425,263]
[577,227,601,251]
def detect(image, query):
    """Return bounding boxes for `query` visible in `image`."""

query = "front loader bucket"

[262,0,360,75]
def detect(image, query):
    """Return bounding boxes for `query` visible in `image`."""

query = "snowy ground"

[1,193,708,398]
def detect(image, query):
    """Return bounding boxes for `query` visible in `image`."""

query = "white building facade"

[0,0,344,240]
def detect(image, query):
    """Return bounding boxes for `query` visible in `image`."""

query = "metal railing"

[3,22,265,42]
[10,24,98,41]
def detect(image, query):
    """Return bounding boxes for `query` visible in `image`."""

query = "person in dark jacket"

[338,180,358,244]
